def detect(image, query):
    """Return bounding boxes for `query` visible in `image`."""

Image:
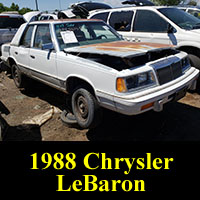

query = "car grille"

[156,61,182,85]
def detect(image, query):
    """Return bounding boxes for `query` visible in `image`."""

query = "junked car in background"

[23,11,58,23]
[89,6,200,74]
[178,5,200,19]
[57,1,112,19]
[0,12,25,57]
[0,18,199,129]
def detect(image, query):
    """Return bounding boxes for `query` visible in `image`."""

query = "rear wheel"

[71,87,102,129]
[11,64,24,88]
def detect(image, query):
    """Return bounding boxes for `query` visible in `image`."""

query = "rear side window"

[20,25,34,47]
[90,12,109,22]
[39,16,49,20]
[33,24,52,49]
[0,16,25,29]
[109,11,134,32]
[133,10,168,32]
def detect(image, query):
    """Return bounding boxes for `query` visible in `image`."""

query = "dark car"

[0,13,25,56]
[58,1,112,19]
[122,0,155,6]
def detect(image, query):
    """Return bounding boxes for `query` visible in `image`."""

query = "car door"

[108,10,134,42]
[14,25,34,74]
[132,10,171,44]
[29,24,58,86]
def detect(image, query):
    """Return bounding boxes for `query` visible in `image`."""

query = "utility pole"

[35,0,39,11]
[59,0,61,10]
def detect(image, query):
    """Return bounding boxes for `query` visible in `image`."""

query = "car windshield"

[158,8,200,30]
[54,21,121,50]
[0,16,25,29]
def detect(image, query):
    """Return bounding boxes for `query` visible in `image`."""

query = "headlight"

[181,56,190,72]
[116,71,156,93]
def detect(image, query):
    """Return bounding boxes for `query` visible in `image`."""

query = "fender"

[177,41,200,50]
[65,74,96,93]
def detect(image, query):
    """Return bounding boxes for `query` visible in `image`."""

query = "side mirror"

[42,43,54,51]
[167,24,174,34]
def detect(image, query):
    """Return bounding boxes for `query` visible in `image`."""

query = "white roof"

[0,12,23,18]
[28,18,101,25]
[23,11,41,22]
[89,6,176,15]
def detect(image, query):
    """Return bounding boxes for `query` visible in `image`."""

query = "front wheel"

[71,88,102,129]
[188,53,200,70]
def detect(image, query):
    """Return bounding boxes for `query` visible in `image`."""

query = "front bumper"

[97,67,199,115]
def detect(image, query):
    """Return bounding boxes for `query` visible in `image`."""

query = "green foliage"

[18,8,33,15]
[152,0,182,6]
[10,3,19,11]
[0,2,33,14]
[188,0,197,6]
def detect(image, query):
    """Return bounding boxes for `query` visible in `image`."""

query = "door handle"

[30,55,35,59]
[15,52,18,55]
[133,38,141,42]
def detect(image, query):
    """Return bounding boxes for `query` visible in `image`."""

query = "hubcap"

[77,96,88,119]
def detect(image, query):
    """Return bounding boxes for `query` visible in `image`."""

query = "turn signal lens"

[116,78,127,93]
[141,102,154,111]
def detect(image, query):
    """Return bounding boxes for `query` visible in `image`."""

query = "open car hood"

[65,41,173,58]
[122,0,155,6]
[65,41,177,71]
[23,11,41,22]
[58,2,112,19]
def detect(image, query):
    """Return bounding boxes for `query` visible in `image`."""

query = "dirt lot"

[0,66,200,141]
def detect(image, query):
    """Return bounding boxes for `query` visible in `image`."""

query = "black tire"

[0,115,8,141]
[0,125,2,141]
[60,110,78,128]
[188,53,200,70]
[188,53,200,86]
[71,87,102,129]
[182,48,200,86]
[11,64,24,88]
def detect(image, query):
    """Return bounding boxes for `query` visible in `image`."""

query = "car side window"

[33,24,52,49]
[19,25,34,47]
[133,10,169,32]
[187,9,200,19]
[109,11,134,31]
[90,12,109,22]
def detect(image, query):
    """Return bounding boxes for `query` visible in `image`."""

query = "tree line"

[153,0,197,6]
[0,3,33,15]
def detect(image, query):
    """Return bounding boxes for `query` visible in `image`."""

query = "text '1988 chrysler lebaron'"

[1,19,199,129]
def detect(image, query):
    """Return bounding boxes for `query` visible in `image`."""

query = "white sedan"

[1,19,199,129]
